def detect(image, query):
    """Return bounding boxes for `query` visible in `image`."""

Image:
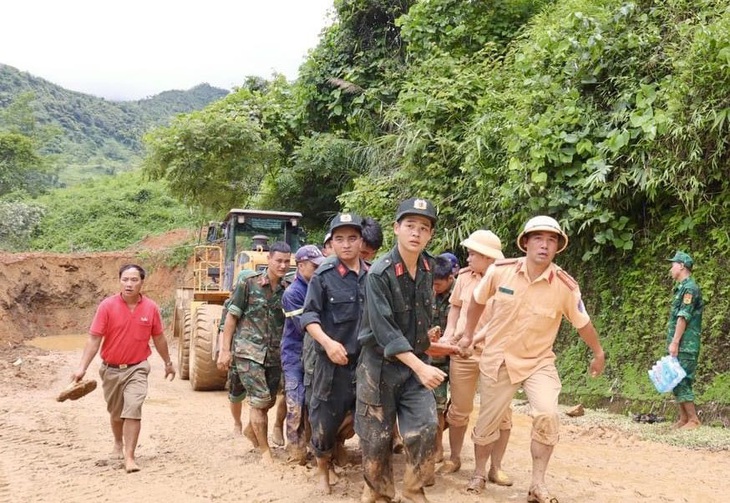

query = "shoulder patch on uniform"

[458,266,473,276]
[368,257,391,275]
[314,261,336,275]
[682,293,693,305]
[234,269,261,287]
[556,269,578,291]
[495,258,520,267]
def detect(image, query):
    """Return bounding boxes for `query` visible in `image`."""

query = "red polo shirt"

[90,293,163,365]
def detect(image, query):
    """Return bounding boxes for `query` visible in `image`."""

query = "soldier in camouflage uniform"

[666,251,704,430]
[219,268,260,436]
[217,241,291,463]
[356,198,446,503]
[430,255,455,464]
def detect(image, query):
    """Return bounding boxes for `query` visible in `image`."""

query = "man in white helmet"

[458,215,605,503]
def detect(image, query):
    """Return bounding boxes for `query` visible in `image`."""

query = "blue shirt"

[280,272,310,371]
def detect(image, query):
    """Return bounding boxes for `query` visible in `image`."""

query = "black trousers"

[309,355,356,457]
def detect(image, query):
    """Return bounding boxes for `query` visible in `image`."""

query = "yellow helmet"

[516,216,569,254]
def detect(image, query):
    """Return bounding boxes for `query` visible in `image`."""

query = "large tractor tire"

[178,309,191,380]
[190,304,227,391]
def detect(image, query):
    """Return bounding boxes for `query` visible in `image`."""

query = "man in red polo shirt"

[72,264,175,473]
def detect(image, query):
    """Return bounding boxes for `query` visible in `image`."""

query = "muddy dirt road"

[0,237,727,502]
[1,339,727,503]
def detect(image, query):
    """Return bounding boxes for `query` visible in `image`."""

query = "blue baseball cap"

[439,252,459,270]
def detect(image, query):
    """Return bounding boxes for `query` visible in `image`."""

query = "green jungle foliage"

[24,171,199,252]
[0,64,228,186]
[141,0,730,415]
[9,0,729,416]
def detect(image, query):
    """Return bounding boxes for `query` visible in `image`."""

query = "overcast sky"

[1,0,334,101]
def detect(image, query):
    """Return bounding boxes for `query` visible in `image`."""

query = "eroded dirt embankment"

[0,249,186,348]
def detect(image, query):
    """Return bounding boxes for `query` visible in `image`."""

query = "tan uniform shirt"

[449,267,493,354]
[473,258,590,384]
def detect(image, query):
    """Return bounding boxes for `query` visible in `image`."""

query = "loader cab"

[219,209,305,290]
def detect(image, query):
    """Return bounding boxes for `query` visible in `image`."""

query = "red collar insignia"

[394,262,405,277]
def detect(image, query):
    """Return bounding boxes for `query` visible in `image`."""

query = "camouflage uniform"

[431,281,453,411]
[666,275,703,402]
[227,269,287,409]
[220,269,260,403]
[356,246,437,500]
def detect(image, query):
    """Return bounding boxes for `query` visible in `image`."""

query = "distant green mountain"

[0,63,229,185]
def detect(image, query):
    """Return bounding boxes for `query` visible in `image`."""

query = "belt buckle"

[119,363,128,369]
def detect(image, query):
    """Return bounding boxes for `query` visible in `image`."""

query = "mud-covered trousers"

[309,355,357,458]
[355,359,437,500]
[283,363,308,452]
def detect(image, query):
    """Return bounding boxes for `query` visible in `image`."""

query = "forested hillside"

[0,64,228,184]
[141,0,730,419]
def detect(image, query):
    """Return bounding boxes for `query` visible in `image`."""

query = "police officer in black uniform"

[301,213,368,493]
[356,198,446,503]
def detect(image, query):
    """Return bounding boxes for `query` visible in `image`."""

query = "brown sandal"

[527,485,559,503]
[465,474,486,495]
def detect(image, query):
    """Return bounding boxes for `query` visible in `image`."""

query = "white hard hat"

[516,216,569,253]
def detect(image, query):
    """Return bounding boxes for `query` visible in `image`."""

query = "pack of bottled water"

[648,355,687,393]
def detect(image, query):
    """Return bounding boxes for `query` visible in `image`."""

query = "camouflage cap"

[395,197,437,226]
[668,251,694,270]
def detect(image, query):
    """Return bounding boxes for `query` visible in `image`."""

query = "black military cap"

[328,213,363,233]
[395,198,437,226]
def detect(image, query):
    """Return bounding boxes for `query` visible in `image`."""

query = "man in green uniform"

[356,197,446,503]
[666,251,703,430]
[430,255,456,463]
[217,241,292,463]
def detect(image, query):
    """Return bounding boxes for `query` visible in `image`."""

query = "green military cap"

[668,251,694,270]
[395,197,437,226]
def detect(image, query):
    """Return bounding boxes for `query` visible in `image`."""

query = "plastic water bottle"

[648,356,687,393]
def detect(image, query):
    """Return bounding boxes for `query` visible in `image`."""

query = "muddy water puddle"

[27,334,88,351]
